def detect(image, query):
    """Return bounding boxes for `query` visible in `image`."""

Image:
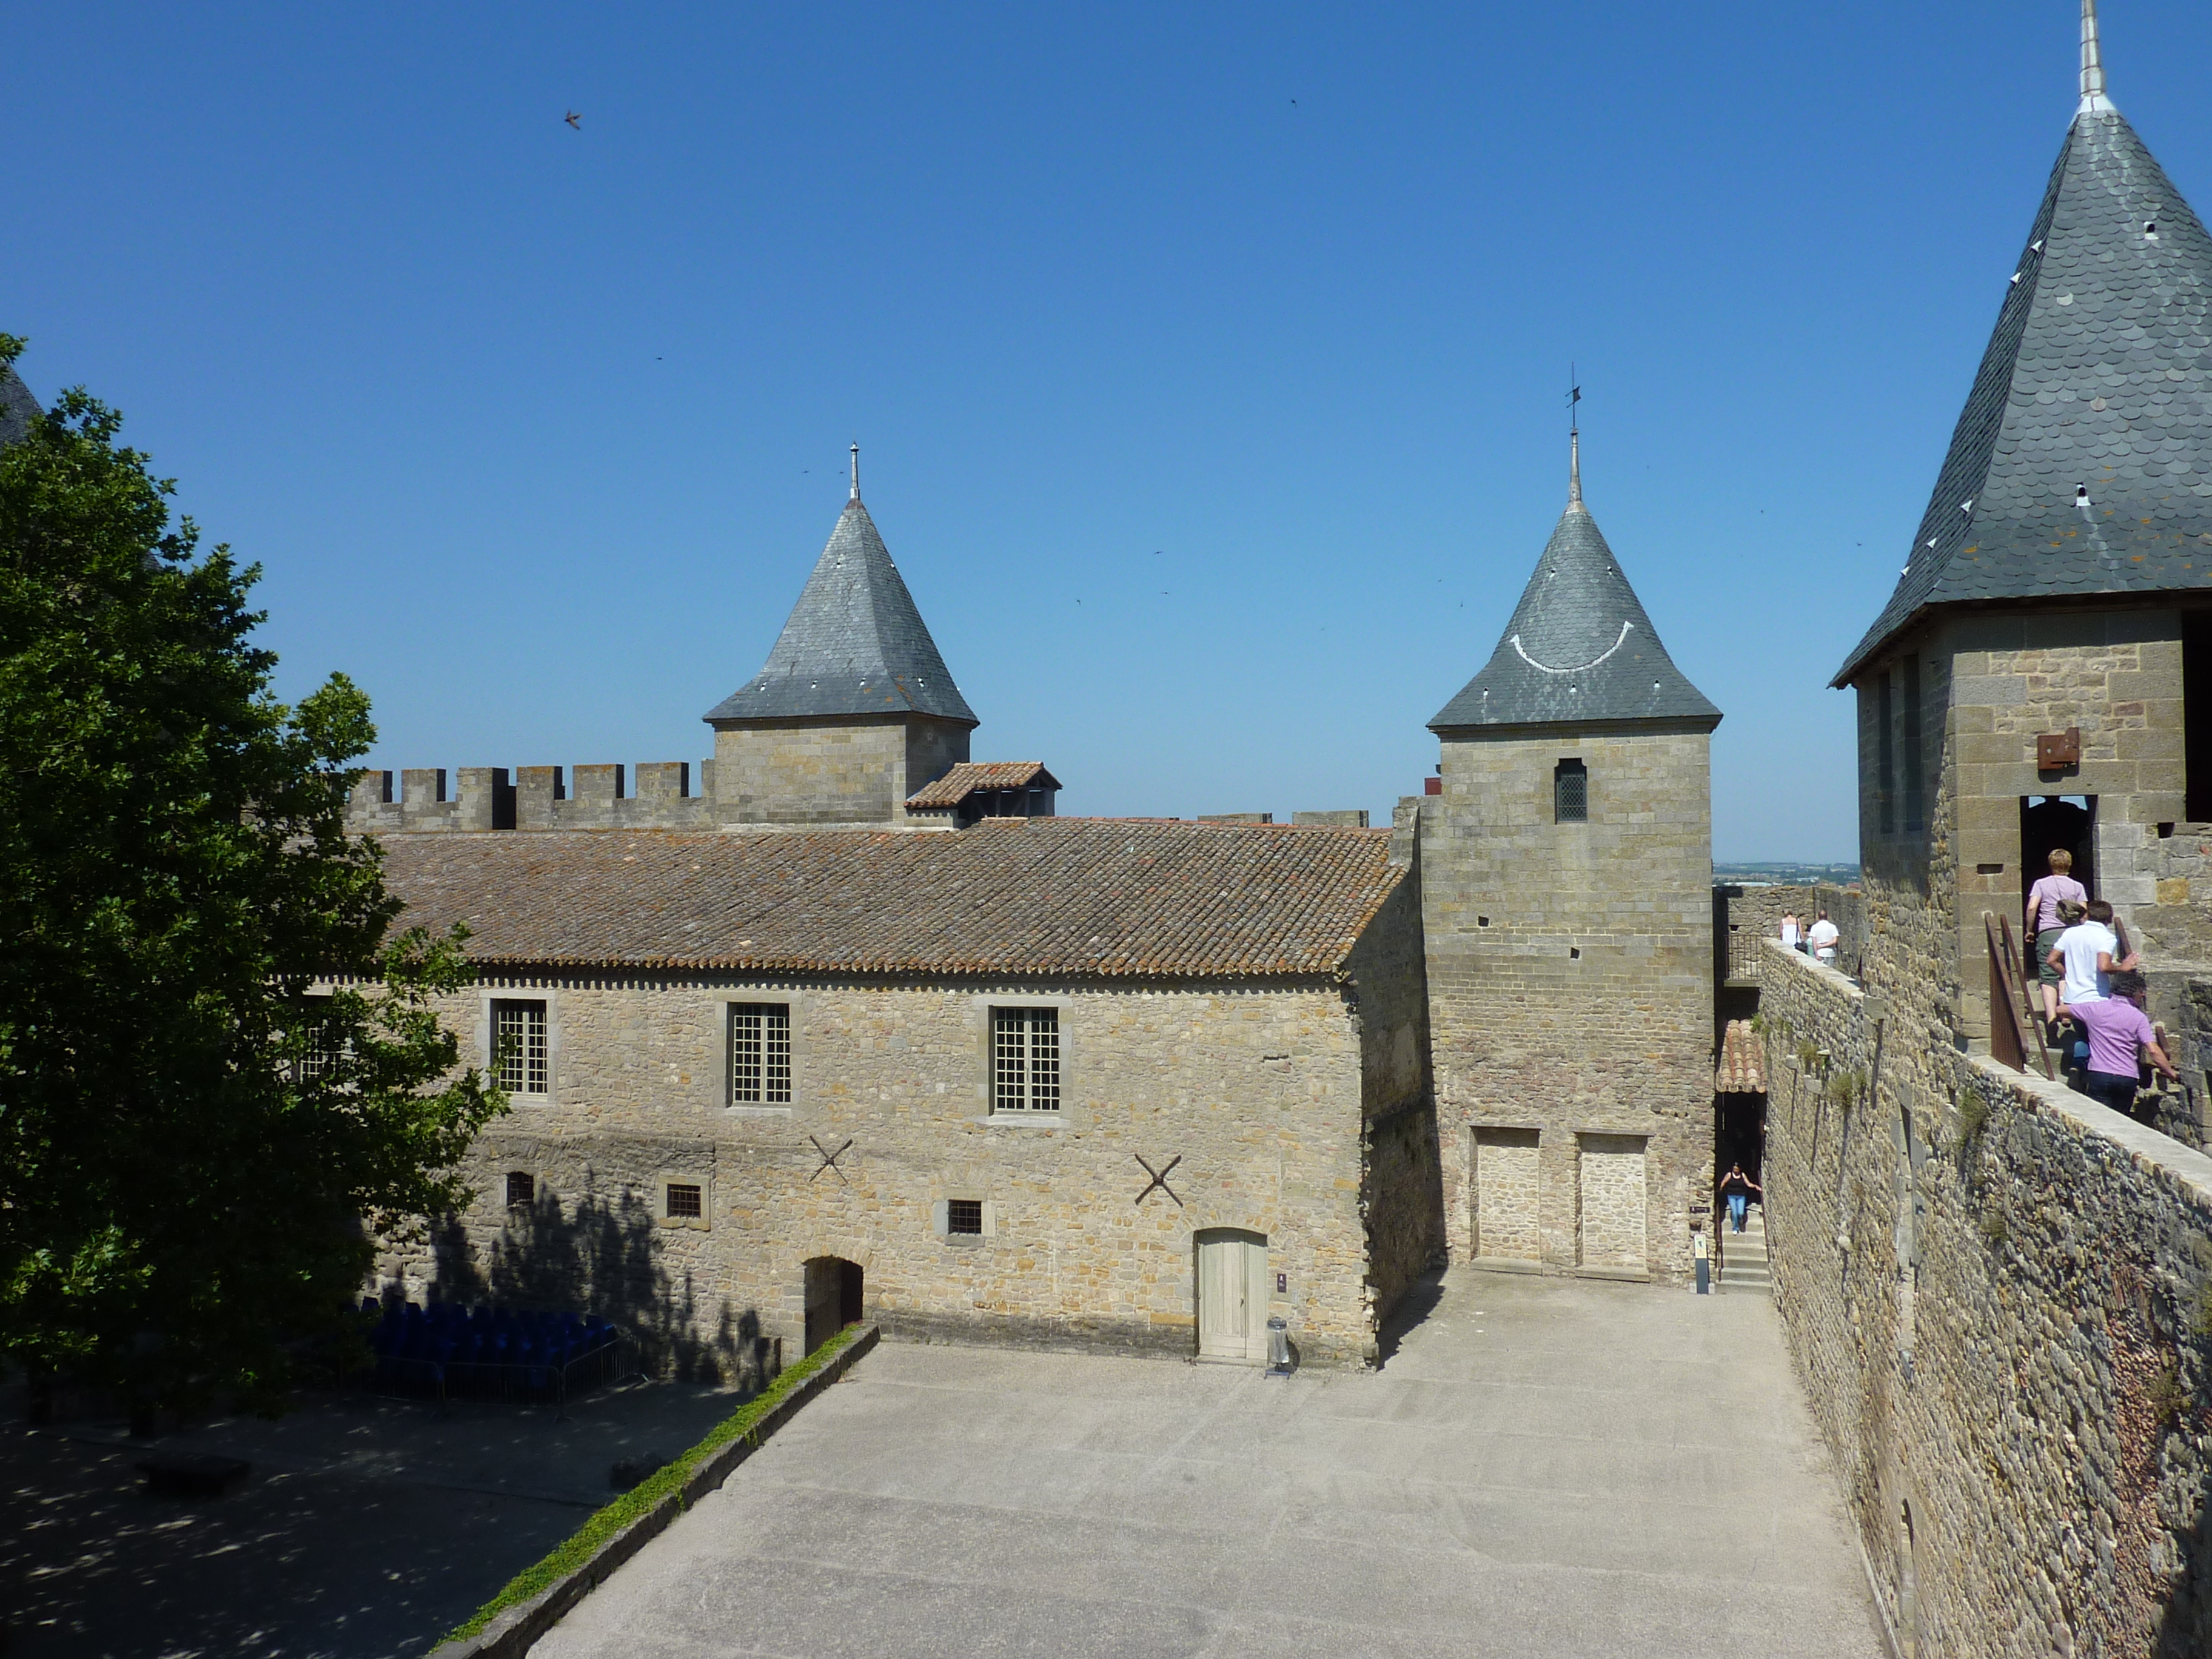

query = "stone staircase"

[1718,1207,1772,1293]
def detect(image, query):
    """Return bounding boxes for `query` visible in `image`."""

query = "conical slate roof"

[1836,90,2212,682]
[0,363,39,447]
[705,495,977,727]
[1430,450,1720,733]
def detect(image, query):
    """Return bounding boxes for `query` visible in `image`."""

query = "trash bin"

[1265,1316,1293,1375]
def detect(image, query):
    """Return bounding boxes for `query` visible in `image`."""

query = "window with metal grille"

[493,999,548,1094]
[666,1182,702,1219]
[992,1007,1061,1111]
[1554,759,1588,824]
[506,1171,534,1208]
[729,1004,791,1104]
[299,1004,345,1080]
[946,1199,984,1235]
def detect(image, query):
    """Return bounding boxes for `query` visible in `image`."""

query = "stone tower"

[1834,0,2212,1068]
[1419,432,1721,1281]
[703,449,977,826]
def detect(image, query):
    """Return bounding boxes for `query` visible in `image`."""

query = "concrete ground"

[533,1269,1888,1658]
[0,1378,749,1658]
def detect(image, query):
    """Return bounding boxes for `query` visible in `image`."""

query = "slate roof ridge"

[1429,450,1719,732]
[1835,65,2212,683]
[705,497,978,727]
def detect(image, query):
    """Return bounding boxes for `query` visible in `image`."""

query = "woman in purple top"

[2068,969,2177,1119]
[2026,850,2087,1031]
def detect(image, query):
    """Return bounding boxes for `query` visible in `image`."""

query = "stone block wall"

[1346,874,1443,1318]
[711,714,968,828]
[1719,883,1867,986]
[1758,937,2212,1658]
[1419,727,1715,1282]
[369,957,1424,1373]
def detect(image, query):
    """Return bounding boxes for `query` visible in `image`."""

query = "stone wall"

[711,714,968,828]
[1346,873,1443,1319]
[369,942,1427,1373]
[1421,726,1714,1283]
[1758,937,2212,1658]
[346,762,717,834]
[1719,883,1868,987]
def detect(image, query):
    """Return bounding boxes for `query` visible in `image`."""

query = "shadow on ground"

[1372,1265,1446,1366]
[0,1377,745,1659]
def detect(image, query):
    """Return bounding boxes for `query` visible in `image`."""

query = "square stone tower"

[702,448,977,827]
[1419,435,1721,1281]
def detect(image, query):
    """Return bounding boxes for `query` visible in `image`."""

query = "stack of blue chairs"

[357,1298,620,1399]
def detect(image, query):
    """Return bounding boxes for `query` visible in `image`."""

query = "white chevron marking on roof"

[1510,621,1634,675]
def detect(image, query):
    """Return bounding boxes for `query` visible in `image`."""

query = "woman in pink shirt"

[2026,850,2086,1030]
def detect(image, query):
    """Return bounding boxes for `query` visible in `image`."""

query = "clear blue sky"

[12,2,2212,860]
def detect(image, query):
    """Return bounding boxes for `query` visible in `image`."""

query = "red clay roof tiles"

[375,817,1402,982]
[905,762,1060,809]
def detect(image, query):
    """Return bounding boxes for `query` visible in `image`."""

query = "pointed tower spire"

[1430,450,1717,733]
[2080,0,2113,113]
[850,441,861,504]
[1835,2,2212,685]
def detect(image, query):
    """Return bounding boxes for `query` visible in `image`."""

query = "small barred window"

[506,1171,534,1208]
[666,1182,703,1219]
[992,1007,1061,1112]
[1553,759,1588,824]
[946,1199,984,1235]
[729,1004,791,1104]
[299,1007,346,1080]
[493,999,548,1094]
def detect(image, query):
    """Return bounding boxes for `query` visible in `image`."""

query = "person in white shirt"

[1806,912,1840,964]
[2049,899,2136,1010]
[1779,912,1800,951]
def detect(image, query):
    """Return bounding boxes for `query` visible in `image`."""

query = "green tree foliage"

[0,337,505,1413]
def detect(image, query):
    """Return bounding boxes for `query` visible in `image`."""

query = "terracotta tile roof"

[374,817,1403,982]
[1715,1019,1765,1094]
[905,762,1061,810]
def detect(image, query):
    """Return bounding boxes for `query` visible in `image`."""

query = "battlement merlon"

[344,762,716,834]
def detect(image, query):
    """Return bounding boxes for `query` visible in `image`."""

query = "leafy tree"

[0,335,504,1415]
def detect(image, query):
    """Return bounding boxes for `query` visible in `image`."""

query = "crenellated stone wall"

[1757,937,2212,1658]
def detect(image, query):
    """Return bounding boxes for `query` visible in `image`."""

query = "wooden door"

[1195,1229,1267,1359]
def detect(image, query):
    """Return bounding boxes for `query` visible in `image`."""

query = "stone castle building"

[348,409,1720,1370]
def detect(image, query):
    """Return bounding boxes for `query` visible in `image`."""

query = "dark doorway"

[2187,612,2212,821]
[803,1256,863,1355]
[1715,1093,1765,1190]
[2020,796,2096,905]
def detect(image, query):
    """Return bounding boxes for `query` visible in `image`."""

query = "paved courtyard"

[535,1269,1887,1658]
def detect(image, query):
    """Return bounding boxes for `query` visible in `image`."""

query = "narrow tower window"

[1877,672,1895,835]
[1553,759,1588,824]
[1902,655,1925,834]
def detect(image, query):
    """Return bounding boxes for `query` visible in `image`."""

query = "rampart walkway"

[533,1270,1885,1658]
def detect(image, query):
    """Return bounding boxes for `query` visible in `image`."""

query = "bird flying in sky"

[565,110,581,130]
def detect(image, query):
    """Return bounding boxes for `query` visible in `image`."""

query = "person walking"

[2050,899,2136,1011]
[1806,911,1840,965]
[2025,850,2086,1031]
[1718,1164,1762,1233]
[1779,911,1801,952]
[2066,969,2177,1118]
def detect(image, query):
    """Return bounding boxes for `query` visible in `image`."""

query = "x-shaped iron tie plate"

[1133,1153,1183,1207]
[809,1135,854,1184]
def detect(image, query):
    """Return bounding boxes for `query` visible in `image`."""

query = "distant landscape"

[1713,862,1861,888]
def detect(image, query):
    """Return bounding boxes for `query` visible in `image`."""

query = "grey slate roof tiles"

[705,498,978,727]
[1838,105,2212,683]
[0,364,39,447]
[1430,494,1720,732]
[374,818,1404,982]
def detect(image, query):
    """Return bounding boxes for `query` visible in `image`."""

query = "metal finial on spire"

[1566,369,1584,509]
[2080,0,2114,113]
[849,441,860,503]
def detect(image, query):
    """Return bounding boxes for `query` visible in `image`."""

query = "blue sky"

[11,2,2212,859]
